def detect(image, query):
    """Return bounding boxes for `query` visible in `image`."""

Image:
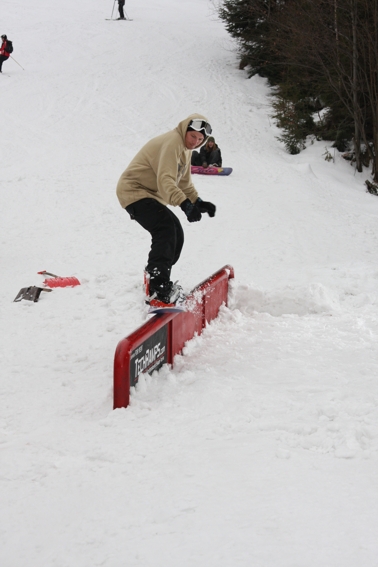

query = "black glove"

[196,197,216,217]
[180,199,202,222]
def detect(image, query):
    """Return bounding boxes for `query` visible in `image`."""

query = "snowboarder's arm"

[178,160,198,203]
[155,143,189,206]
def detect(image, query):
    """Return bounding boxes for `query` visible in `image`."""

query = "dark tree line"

[219,0,378,182]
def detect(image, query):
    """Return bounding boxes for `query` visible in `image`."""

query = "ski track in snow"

[1,0,378,565]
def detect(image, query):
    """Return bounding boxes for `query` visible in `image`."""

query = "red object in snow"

[113,265,234,409]
[38,270,80,288]
[43,276,80,288]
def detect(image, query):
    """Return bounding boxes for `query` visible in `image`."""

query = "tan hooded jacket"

[116,114,208,209]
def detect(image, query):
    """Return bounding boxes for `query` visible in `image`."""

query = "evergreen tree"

[219,0,378,182]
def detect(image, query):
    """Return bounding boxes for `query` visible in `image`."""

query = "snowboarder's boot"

[147,278,185,307]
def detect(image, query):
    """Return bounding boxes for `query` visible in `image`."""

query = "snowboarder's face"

[185,130,204,149]
[208,141,214,148]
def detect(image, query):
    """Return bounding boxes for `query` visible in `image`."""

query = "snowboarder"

[117,0,126,20]
[191,136,222,168]
[0,35,11,73]
[116,114,217,305]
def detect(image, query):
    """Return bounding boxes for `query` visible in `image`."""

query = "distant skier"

[191,136,222,168]
[0,35,11,73]
[116,114,217,306]
[117,0,126,20]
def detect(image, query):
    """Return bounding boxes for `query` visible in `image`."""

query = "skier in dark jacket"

[117,0,126,19]
[191,136,222,168]
[0,35,11,73]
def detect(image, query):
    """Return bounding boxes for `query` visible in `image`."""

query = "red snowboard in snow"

[191,166,233,176]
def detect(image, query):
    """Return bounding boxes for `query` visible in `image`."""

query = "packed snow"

[1,0,378,565]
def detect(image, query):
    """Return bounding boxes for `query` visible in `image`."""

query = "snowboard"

[148,304,186,315]
[191,166,233,176]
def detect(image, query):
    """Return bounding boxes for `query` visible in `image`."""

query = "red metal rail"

[113,265,234,409]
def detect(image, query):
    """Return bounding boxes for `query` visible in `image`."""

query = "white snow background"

[1,0,378,565]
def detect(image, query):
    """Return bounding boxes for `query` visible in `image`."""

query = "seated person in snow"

[191,136,222,168]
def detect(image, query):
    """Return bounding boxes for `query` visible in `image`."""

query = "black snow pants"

[191,151,202,166]
[191,148,222,167]
[118,0,125,18]
[0,55,9,72]
[125,198,184,284]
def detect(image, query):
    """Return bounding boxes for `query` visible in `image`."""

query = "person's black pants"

[191,149,221,167]
[118,0,125,18]
[125,198,184,283]
[191,151,202,166]
[0,55,9,72]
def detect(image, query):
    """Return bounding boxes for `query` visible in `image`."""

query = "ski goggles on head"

[188,119,212,136]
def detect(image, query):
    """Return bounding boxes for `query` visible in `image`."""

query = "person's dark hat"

[1,34,7,40]
[207,136,215,143]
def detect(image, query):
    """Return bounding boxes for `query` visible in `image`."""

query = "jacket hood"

[176,113,210,148]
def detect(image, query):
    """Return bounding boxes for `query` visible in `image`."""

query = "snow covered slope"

[1,1,378,565]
